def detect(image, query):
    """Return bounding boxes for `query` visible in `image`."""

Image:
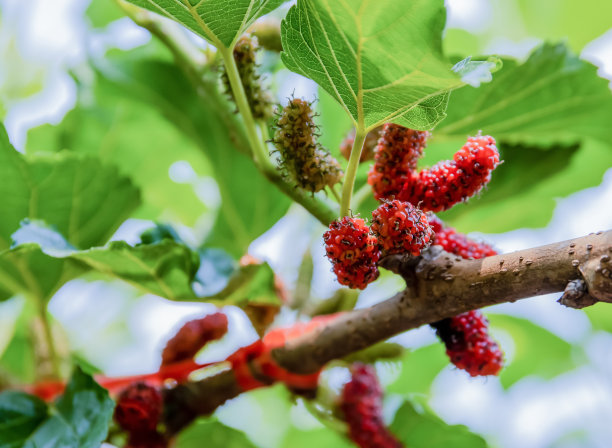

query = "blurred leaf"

[0,301,36,384]
[305,289,359,317]
[96,54,290,256]
[0,298,23,359]
[124,0,286,48]
[344,342,404,364]
[437,43,612,146]
[390,400,488,447]
[204,260,281,305]
[387,344,448,396]
[516,0,612,51]
[281,427,352,448]
[316,87,352,159]
[0,368,113,448]
[488,314,578,388]
[71,241,199,301]
[291,249,313,310]
[1,123,140,251]
[26,73,210,227]
[583,302,612,334]
[176,419,258,447]
[281,0,495,131]
[86,0,125,27]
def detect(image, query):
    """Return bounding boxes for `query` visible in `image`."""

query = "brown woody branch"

[165,230,612,433]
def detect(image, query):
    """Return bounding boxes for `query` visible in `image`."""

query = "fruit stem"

[220,47,338,225]
[340,129,367,216]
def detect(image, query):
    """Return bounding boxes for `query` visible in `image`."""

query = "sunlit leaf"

[281,0,495,131]
[124,0,286,48]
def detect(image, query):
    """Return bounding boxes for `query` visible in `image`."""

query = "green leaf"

[71,240,199,301]
[0,124,140,251]
[0,368,114,448]
[583,302,612,334]
[437,43,612,146]
[176,419,258,448]
[281,0,493,131]
[26,72,211,227]
[86,0,125,28]
[124,0,286,48]
[390,400,488,448]
[488,314,578,388]
[387,344,448,396]
[281,427,352,448]
[343,341,404,364]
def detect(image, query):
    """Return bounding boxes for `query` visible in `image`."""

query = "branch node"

[557,279,598,309]
[579,257,612,303]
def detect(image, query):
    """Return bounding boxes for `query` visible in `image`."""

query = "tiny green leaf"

[281,0,492,131]
[124,0,286,49]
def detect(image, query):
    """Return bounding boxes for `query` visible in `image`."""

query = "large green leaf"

[86,0,125,28]
[26,73,211,227]
[281,427,352,448]
[390,400,488,448]
[281,0,495,131]
[488,314,579,388]
[437,43,612,146]
[176,419,258,448]
[95,54,290,257]
[0,124,140,251]
[124,0,286,48]
[0,368,114,448]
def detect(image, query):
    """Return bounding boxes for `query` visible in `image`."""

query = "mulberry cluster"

[371,200,433,256]
[432,310,503,377]
[222,35,273,120]
[114,382,166,447]
[399,135,500,212]
[273,98,343,193]
[161,312,228,366]
[324,217,380,289]
[368,124,430,200]
[428,214,497,259]
[339,126,383,163]
[340,363,402,448]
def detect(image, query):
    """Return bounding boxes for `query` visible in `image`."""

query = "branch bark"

[165,229,612,432]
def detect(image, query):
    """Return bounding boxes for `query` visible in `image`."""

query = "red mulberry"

[273,98,343,193]
[127,430,167,448]
[222,34,273,120]
[432,310,503,377]
[114,382,162,433]
[428,214,497,259]
[339,126,383,163]
[324,217,380,289]
[368,124,430,200]
[370,200,433,256]
[399,134,500,212]
[161,312,228,366]
[341,363,402,448]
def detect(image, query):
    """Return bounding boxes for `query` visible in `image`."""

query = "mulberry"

[368,124,430,200]
[370,200,433,256]
[114,382,162,433]
[399,135,500,212]
[161,312,228,366]
[324,217,380,289]
[341,363,402,448]
[428,214,497,259]
[432,310,503,377]
[127,430,167,448]
[339,126,383,163]
[273,98,343,193]
[222,35,273,120]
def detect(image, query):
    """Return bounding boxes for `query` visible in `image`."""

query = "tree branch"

[165,230,612,432]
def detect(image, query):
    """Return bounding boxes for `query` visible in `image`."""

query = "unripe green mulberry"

[273,98,343,193]
[222,35,273,120]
